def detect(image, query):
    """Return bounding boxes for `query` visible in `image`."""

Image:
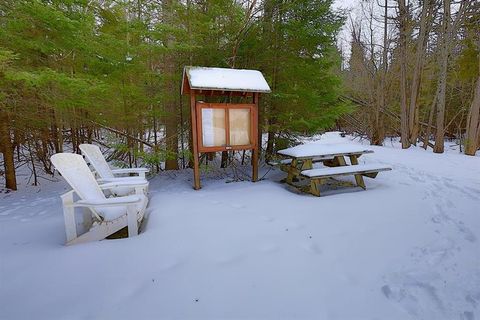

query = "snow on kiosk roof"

[182,66,271,94]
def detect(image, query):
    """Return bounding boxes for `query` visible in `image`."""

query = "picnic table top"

[277,143,374,159]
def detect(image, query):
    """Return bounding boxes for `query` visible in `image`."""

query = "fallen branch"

[89,121,155,148]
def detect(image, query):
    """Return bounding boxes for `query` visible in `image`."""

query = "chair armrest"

[97,177,147,184]
[99,181,149,190]
[111,168,149,175]
[69,195,142,208]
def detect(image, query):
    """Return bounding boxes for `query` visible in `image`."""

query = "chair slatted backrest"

[79,144,115,179]
[51,153,106,201]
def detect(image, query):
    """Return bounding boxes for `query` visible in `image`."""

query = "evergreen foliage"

[0,0,346,189]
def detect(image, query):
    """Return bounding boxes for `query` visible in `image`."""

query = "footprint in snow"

[465,292,480,308]
[215,254,245,266]
[444,198,456,208]
[0,209,13,216]
[284,222,304,231]
[259,243,279,254]
[410,175,426,183]
[301,242,323,255]
[434,203,446,215]
[381,272,445,317]
[414,238,455,266]
[158,258,183,271]
[431,209,476,243]
[443,180,479,200]
[456,222,477,243]
[463,311,475,320]
[465,186,480,196]
[260,216,275,222]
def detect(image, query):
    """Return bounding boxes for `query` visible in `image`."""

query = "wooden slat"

[190,92,201,190]
[252,93,259,182]
[301,167,391,180]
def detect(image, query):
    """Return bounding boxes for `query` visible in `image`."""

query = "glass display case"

[196,102,256,152]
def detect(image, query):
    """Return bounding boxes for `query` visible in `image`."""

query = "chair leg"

[127,205,138,237]
[61,192,77,243]
[83,208,93,229]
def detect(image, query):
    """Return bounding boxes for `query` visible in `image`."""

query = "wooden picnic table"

[277,143,373,182]
[276,143,390,196]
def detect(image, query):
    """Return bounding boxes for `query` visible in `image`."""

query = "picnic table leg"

[286,159,298,184]
[302,159,313,170]
[335,156,347,166]
[354,174,366,189]
[310,178,321,196]
[349,155,366,189]
[349,155,359,165]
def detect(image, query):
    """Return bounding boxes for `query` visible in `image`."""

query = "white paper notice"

[202,108,214,146]
[202,108,226,147]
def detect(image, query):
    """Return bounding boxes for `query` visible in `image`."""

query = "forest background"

[0,0,479,190]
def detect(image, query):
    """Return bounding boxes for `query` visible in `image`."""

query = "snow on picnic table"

[1,132,480,320]
[277,143,373,158]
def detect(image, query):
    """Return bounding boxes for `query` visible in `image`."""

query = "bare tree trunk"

[0,110,17,190]
[39,129,53,174]
[423,89,439,149]
[165,116,178,170]
[465,73,480,155]
[398,0,410,149]
[433,0,451,153]
[372,0,389,146]
[152,115,160,172]
[408,0,431,144]
[51,109,62,153]
[27,138,38,186]
[265,116,275,160]
[262,0,277,160]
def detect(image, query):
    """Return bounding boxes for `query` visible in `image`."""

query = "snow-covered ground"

[1,132,479,320]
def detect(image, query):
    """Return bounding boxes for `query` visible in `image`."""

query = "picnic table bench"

[276,143,391,196]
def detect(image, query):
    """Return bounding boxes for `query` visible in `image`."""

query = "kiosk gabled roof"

[182,66,271,94]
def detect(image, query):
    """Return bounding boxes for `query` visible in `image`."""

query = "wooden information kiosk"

[181,66,271,190]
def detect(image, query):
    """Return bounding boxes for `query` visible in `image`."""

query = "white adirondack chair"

[51,153,149,245]
[79,143,149,196]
